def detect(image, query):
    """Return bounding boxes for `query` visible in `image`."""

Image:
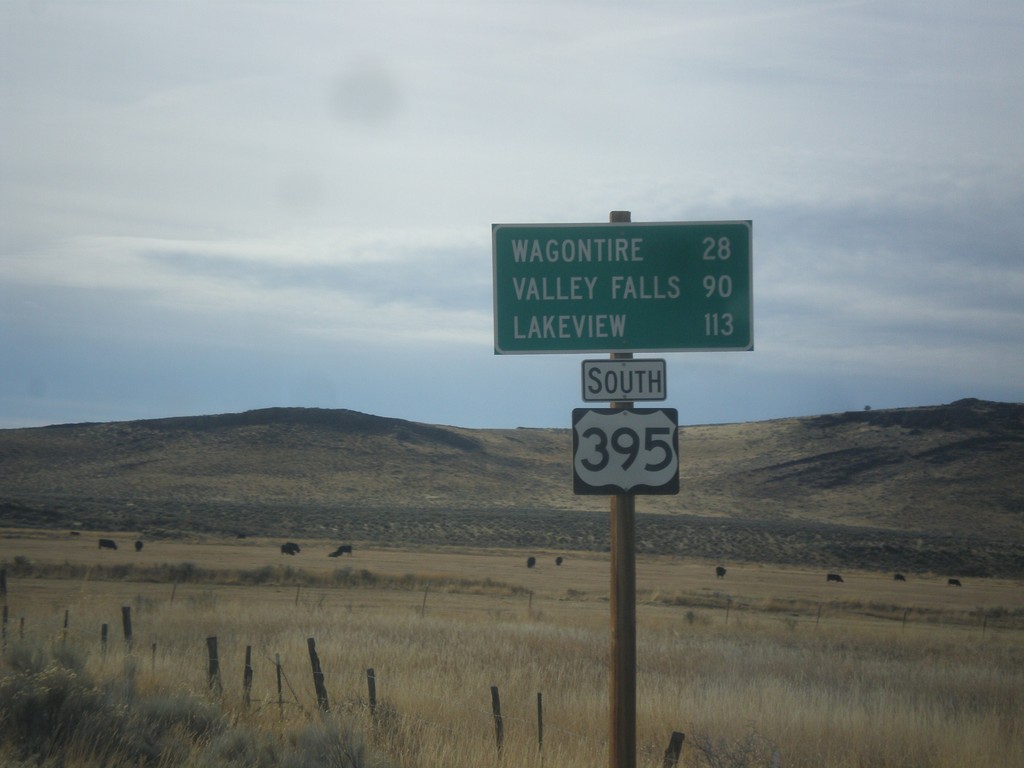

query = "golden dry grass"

[3,530,1023,767]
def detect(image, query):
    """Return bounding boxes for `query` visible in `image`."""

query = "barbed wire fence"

[1,601,694,767]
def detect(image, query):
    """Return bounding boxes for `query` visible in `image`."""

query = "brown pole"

[609,209,636,768]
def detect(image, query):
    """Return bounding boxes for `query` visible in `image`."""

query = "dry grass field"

[2,400,1021,764]
[3,529,1023,767]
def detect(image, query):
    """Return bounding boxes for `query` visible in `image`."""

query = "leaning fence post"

[121,606,133,649]
[307,637,329,711]
[276,653,284,719]
[207,636,222,693]
[367,667,377,716]
[243,645,253,707]
[662,731,685,767]
[490,685,504,754]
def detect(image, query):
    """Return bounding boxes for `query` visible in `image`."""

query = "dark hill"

[1,400,1022,575]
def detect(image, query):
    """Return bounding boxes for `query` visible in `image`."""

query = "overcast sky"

[2,1,1022,430]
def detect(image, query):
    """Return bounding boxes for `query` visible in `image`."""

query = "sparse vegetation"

[1,538,1023,767]
[2,400,1022,575]
[0,400,1022,764]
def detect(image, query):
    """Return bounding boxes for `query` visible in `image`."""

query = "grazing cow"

[826,573,844,583]
[69,531,81,536]
[555,556,564,566]
[280,542,301,556]
[526,556,536,568]
[98,538,117,551]
[328,545,353,558]
[948,578,962,587]
[134,540,144,552]
[894,573,906,582]
[716,566,727,579]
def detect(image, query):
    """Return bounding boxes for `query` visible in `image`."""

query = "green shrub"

[0,645,225,766]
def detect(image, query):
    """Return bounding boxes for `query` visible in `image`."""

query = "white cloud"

[2,0,1023,428]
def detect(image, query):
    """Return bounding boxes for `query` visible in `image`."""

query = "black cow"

[281,542,301,555]
[526,556,536,568]
[826,573,844,583]
[555,556,564,566]
[328,545,353,558]
[948,578,962,587]
[716,566,727,579]
[134,540,144,552]
[894,573,906,582]
[98,538,117,551]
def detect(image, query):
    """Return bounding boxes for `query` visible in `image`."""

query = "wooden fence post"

[537,692,544,752]
[367,667,377,716]
[2,604,7,652]
[307,637,329,711]
[151,642,157,674]
[207,636,222,693]
[1,567,7,598]
[490,685,504,754]
[276,653,284,719]
[662,731,685,767]
[121,606,133,649]
[243,645,253,707]
[101,623,109,655]
[63,609,70,644]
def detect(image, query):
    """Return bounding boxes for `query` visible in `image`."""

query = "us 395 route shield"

[572,408,679,495]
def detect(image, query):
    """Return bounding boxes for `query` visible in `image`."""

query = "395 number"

[579,426,673,472]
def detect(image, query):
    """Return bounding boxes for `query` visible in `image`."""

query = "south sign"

[581,359,666,402]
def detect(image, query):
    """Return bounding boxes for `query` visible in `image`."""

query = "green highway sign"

[492,221,752,354]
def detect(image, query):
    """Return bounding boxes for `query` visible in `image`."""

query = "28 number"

[580,426,673,472]
[702,237,731,260]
